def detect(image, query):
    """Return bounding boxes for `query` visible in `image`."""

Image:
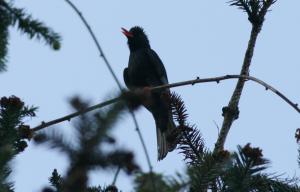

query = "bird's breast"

[128,51,154,87]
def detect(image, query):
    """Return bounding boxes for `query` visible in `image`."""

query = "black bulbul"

[122,26,176,160]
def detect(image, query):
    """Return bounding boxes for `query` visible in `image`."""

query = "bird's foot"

[142,86,152,95]
[137,87,152,107]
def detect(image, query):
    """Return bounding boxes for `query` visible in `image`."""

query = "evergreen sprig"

[0,95,37,191]
[229,0,277,27]
[49,169,62,192]
[188,151,230,191]
[222,144,299,191]
[295,128,300,169]
[186,144,300,191]
[0,4,10,71]
[0,147,14,192]
[46,169,118,192]
[0,96,36,152]
[0,1,61,71]
[178,124,205,165]
[134,171,187,192]
[223,144,269,191]
[169,92,205,164]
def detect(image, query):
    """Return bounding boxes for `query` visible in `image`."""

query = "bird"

[122,26,176,160]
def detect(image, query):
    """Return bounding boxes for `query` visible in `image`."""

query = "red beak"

[121,27,133,37]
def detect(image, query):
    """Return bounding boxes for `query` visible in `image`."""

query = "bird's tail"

[156,115,177,161]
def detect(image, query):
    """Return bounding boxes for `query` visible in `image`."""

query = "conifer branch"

[214,0,278,153]
[169,92,205,164]
[0,1,61,71]
[0,6,9,72]
[0,96,37,191]
[1,1,61,50]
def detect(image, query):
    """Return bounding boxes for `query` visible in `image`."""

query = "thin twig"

[32,97,121,132]
[64,0,121,89]
[152,75,300,113]
[32,74,300,132]
[112,167,121,186]
[130,111,153,170]
[63,1,155,190]
[213,120,220,137]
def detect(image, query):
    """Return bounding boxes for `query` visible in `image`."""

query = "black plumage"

[122,26,176,160]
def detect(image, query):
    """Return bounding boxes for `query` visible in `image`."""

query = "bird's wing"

[123,67,132,89]
[146,49,169,85]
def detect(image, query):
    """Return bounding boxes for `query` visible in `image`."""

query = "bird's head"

[122,26,150,52]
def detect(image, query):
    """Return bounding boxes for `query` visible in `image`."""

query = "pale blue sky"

[1,0,300,191]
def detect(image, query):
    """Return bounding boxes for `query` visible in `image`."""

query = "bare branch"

[152,75,300,114]
[112,167,121,186]
[31,74,299,132]
[64,0,122,89]
[32,97,121,132]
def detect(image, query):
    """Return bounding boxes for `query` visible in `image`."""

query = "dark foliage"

[187,151,229,191]
[295,128,300,143]
[169,92,206,164]
[134,171,187,192]
[295,128,300,170]
[0,0,61,71]
[36,97,139,192]
[48,169,62,192]
[0,3,10,71]
[46,169,117,192]
[0,96,36,191]
[186,144,300,192]
[177,124,205,165]
[0,147,14,192]
[221,144,300,191]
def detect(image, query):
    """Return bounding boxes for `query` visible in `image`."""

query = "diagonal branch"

[112,166,121,186]
[32,97,120,132]
[213,0,277,153]
[64,0,121,89]
[31,74,299,132]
